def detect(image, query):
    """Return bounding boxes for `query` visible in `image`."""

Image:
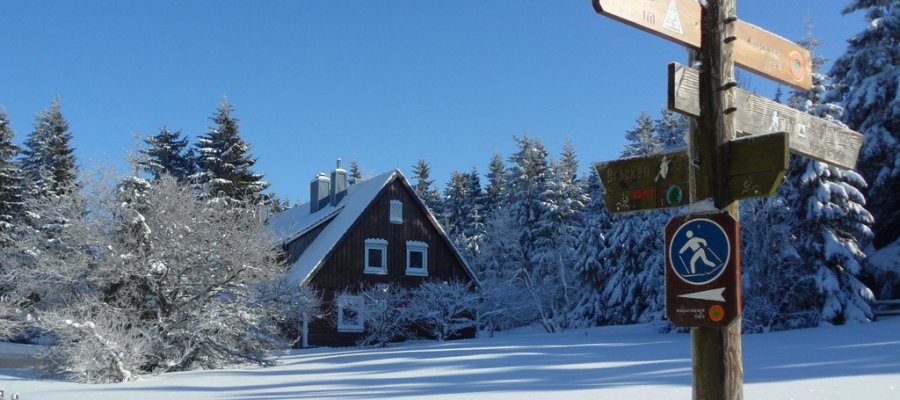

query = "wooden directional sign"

[727,132,789,201]
[666,211,741,327]
[669,63,864,170]
[592,0,813,90]
[595,149,689,214]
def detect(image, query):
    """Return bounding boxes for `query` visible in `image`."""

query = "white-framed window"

[364,238,388,275]
[336,295,364,333]
[390,200,403,224]
[406,241,429,277]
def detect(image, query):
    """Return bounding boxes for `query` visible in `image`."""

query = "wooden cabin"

[267,161,478,347]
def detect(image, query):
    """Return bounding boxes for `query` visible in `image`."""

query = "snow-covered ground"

[1,317,898,400]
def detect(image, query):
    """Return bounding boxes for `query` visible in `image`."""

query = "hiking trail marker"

[666,212,741,327]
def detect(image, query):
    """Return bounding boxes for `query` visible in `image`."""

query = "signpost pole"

[692,1,743,399]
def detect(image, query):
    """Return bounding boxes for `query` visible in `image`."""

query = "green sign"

[595,149,690,214]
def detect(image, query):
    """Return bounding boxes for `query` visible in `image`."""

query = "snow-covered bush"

[0,174,284,381]
[344,283,411,347]
[266,283,324,348]
[407,280,478,341]
[39,308,149,384]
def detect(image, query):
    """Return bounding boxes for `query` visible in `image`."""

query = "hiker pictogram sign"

[665,211,741,327]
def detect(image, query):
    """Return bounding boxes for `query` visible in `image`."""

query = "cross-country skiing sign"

[665,211,741,327]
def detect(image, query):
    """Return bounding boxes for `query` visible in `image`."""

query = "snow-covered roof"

[274,170,398,286]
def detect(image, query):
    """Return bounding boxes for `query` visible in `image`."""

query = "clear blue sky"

[0,1,866,204]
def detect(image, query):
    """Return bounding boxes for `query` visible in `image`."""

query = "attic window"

[390,200,403,224]
[364,238,388,275]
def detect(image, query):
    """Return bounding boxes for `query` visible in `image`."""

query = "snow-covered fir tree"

[483,152,506,215]
[0,109,24,237]
[192,98,269,205]
[621,112,660,157]
[589,118,672,325]
[21,98,78,200]
[140,126,195,181]
[442,168,485,260]
[654,108,688,151]
[411,158,443,215]
[572,168,613,327]
[827,0,899,249]
[782,24,876,325]
[532,141,588,329]
[349,158,363,183]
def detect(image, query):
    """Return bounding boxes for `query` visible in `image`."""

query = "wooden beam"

[692,1,743,399]
[669,62,864,170]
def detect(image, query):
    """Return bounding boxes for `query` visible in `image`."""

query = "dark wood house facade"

[268,163,478,347]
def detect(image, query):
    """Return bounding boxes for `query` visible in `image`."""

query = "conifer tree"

[141,126,194,181]
[573,168,612,326]
[192,98,269,205]
[779,22,876,325]
[349,159,363,183]
[21,98,78,199]
[484,152,506,214]
[411,159,442,215]
[827,0,899,248]
[621,112,660,157]
[0,109,23,235]
[654,108,688,151]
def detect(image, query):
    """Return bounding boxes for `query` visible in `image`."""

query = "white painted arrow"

[677,287,726,302]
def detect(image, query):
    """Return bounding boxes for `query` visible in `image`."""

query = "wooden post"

[691,0,743,399]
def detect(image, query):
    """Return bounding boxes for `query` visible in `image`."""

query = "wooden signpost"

[588,0,866,399]
[669,63,864,170]
[592,0,813,90]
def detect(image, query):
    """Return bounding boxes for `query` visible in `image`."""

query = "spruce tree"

[0,109,23,234]
[484,152,506,215]
[141,126,194,181]
[827,0,899,248]
[621,112,660,157]
[21,98,78,199]
[572,168,612,327]
[782,23,876,325]
[193,98,269,205]
[349,159,363,183]
[654,108,688,151]
[411,159,442,215]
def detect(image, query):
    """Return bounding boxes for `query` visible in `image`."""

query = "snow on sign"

[665,211,741,327]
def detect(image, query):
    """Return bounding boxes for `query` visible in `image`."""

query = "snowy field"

[1,317,898,400]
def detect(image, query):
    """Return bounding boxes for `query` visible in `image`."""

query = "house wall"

[303,178,473,347]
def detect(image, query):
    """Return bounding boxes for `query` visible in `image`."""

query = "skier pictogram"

[669,218,730,285]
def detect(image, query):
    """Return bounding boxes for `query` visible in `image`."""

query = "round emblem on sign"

[668,218,730,285]
[666,185,684,206]
[789,50,806,82]
[709,305,725,322]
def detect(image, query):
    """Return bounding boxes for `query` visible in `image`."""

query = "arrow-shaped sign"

[668,63,864,170]
[593,0,813,90]
[677,287,726,302]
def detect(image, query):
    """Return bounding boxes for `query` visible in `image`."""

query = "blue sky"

[0,1,866,204]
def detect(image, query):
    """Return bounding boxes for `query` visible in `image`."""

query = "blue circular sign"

[668,218,730,285]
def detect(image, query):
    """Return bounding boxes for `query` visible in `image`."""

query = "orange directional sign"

[592,0,813,90]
